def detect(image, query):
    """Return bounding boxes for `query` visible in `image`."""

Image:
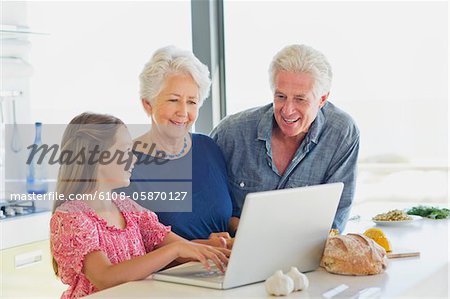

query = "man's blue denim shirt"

[210,102,360,232]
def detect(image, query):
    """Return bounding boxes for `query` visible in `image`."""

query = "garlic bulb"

[265,270,294,296]
[287,266,309,291]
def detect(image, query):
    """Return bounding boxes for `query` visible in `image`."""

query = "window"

[223,1,448,203]
[28,1,192,125]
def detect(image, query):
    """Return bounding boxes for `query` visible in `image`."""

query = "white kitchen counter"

[1,239,67,298]
[86,202,449,298]
[0,210,51,250]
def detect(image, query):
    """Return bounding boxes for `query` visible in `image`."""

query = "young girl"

[50,113,229,299]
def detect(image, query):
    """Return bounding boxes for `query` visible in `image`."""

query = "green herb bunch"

[407,205,450,219]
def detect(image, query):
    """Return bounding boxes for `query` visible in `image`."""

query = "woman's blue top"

[117,134,232,240]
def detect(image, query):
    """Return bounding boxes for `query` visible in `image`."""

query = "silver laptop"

[153,182,344,289]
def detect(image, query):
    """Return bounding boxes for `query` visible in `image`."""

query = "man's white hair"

[269,44,333,100]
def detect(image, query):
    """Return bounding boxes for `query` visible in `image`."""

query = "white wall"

[223,1,448,164]
[27,1,192,125]
[1,1,33,198]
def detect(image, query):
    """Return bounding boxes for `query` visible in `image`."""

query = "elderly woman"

[118,46,233,247]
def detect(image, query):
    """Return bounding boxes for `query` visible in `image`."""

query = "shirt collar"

[256,102,326,144]
[307,103,326,144]
[257,104,274,141]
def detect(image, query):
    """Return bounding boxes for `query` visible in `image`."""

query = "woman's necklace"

[165,136,188,159]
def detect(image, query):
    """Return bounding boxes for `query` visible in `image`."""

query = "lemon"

[363,228,392,252]
[329,229,339,236]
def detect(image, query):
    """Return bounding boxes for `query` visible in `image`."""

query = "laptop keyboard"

[193,265,226,278]
[193,270,224,277]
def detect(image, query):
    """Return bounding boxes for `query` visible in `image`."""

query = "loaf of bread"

[320,233,387,275]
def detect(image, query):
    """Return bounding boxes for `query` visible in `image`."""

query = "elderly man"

[211,44,359,233]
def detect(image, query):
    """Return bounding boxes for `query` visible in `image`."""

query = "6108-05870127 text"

[9,191,188,202]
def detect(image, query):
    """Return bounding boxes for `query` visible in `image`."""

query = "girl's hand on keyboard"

[172,241,230,272]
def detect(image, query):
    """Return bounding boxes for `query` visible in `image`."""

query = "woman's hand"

[170,241,230,272]
[209,232,234,249]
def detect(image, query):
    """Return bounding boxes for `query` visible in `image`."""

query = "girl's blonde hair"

[51,112,124,276]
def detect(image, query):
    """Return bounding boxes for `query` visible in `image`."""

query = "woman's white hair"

[140,45,211,106]
[269,44,333,100]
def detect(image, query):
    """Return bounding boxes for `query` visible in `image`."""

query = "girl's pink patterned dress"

[50,196,170,299]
